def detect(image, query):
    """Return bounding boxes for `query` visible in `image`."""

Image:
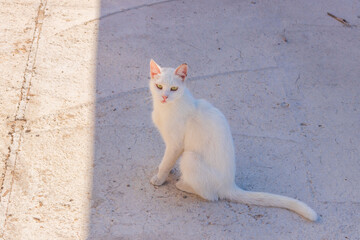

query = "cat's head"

[149,59,188,104]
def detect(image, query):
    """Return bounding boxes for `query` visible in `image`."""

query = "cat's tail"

[224,186,317,221]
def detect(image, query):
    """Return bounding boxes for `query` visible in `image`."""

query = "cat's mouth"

[161,99,167,103]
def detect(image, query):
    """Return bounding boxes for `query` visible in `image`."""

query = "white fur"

[149,60,317,221]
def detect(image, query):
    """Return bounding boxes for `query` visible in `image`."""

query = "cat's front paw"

[150,175,165,186]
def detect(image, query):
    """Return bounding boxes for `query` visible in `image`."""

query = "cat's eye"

[170,86,178,91]
[156,84,163,90]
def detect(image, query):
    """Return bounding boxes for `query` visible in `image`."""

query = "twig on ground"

[327,12,351,27]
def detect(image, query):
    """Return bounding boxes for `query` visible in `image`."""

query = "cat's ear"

[175,63,188,81]
[150,59,161,79]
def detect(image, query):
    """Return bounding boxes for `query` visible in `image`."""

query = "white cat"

[149,59,317,221]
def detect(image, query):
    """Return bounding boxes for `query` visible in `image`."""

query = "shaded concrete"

[91,0,360,239]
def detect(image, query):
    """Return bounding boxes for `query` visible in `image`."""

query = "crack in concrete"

[95,66,279,104]
[8,66,279,127]
[54,0,179,37]
[96,0,178,21]
[189,66,278,82]
[25,102,93,126]
[278,71,318,202]
[321,201,360,205]
[232,132,299,143]
[0,0,47,236]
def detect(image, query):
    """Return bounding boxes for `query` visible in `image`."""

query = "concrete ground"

[1,0,359,239]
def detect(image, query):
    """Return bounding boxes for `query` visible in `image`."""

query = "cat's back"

[194,99,227,124]
[184,98,235,173]
[185,98,233,147]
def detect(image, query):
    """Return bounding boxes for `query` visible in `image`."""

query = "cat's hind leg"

[180,151,219,201]
[176,179,196,194]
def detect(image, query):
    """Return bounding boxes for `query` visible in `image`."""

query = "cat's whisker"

[144,96,153,104]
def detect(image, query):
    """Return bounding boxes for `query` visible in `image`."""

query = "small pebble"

[280,102,289,108]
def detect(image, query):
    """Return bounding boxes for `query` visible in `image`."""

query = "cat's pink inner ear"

[150,59,161,79]
[175,63,188,81]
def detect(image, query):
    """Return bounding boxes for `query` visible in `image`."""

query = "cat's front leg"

[150,146,183,186]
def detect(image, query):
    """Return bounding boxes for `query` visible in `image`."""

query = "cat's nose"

[162,95,168,100]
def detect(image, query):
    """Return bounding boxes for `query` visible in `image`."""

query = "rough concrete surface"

[1,0,359,239]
